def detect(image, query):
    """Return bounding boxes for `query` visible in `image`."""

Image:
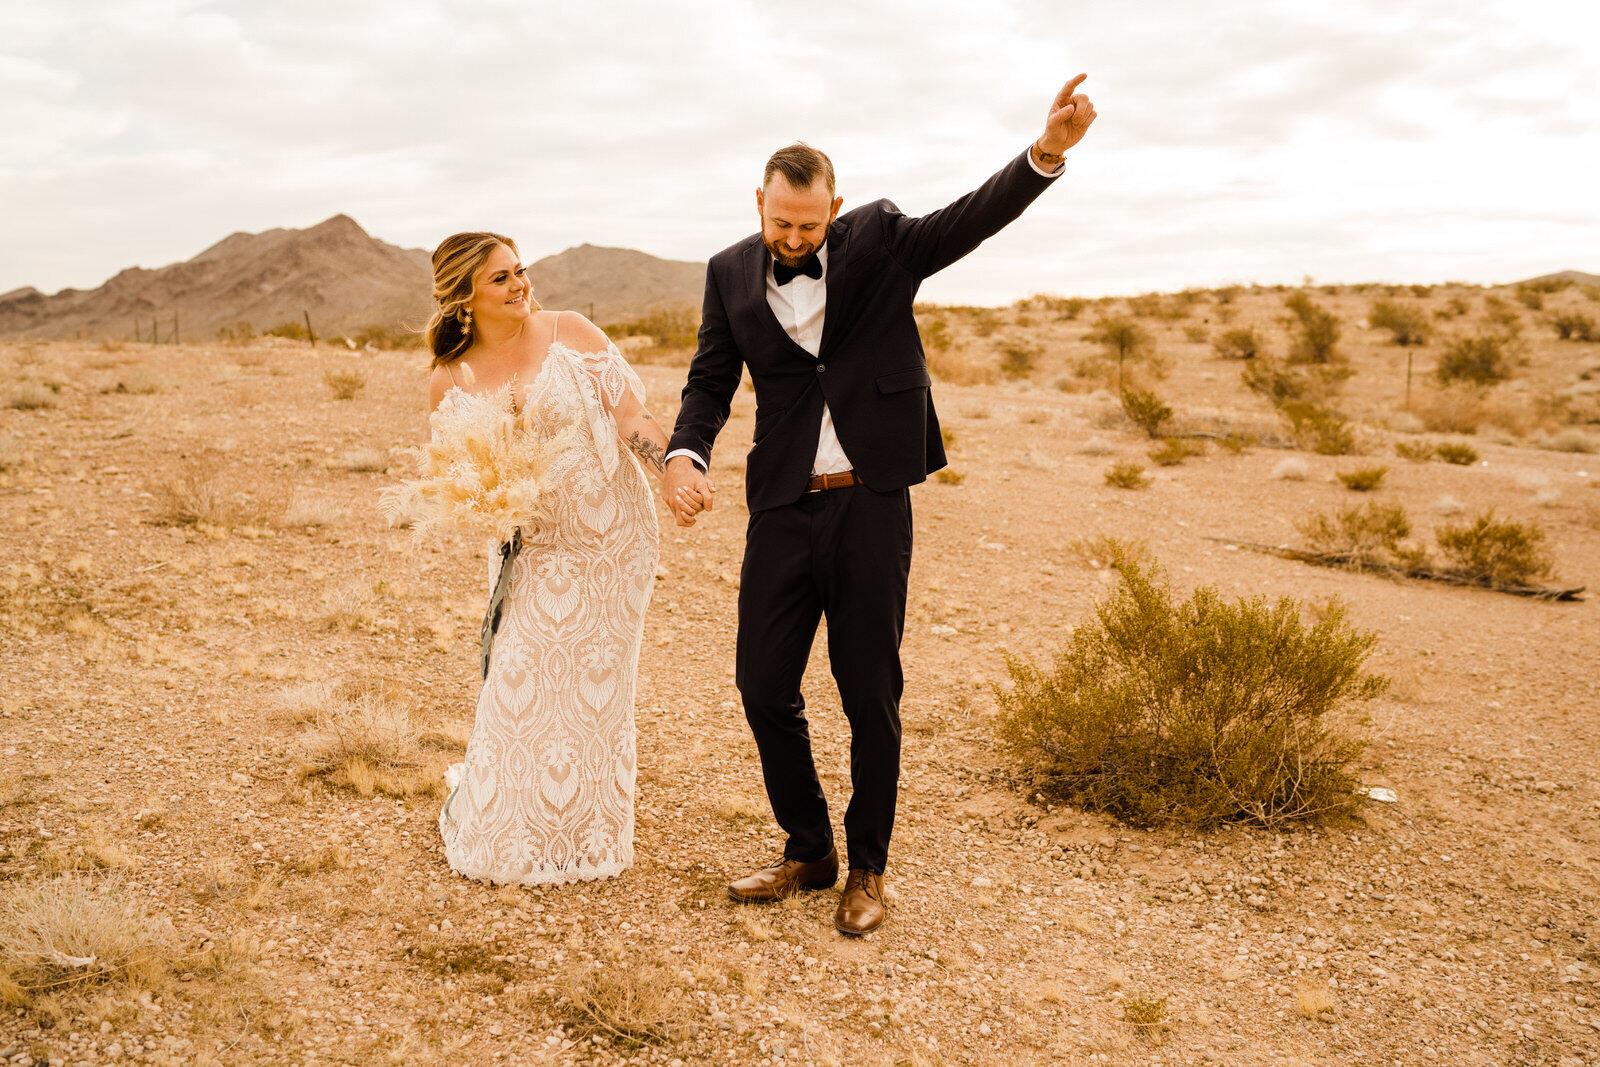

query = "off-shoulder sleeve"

[573,343,647,415]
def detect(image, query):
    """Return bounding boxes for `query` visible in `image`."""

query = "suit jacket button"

[817,364,826,373]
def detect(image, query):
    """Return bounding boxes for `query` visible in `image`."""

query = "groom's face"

[757,176,842,267]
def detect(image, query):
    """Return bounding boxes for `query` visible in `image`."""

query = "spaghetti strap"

[551,310,561,346]
[445,362,463,389]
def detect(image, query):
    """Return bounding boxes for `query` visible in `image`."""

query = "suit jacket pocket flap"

[876,367,933,394]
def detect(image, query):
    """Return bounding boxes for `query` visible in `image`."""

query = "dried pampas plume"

[382,383,574,543]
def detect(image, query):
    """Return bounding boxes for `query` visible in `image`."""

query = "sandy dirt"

[3,285,1600,1065]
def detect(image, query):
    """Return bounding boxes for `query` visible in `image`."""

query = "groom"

[663,75,1097,935]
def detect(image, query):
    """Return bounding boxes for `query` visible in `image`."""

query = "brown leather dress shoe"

[727,847,839,903]
[834,869,887,935]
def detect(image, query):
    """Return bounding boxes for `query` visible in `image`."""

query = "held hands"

[663,455,715,527]
[1037,73,1097,159]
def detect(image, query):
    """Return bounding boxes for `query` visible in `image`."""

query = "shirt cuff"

[1027,148,1066,178]
[664,448,708,471]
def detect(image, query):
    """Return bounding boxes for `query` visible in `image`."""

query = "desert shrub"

[998,340,1040,378]
[1538,428,1597,453]
[1337,465,1388,491]
[1104,461,1150,489]
[996,560,1380,828]
[1394,441,1437,462]
[1066,534,1149,569]
[216,321,255,344]
[1435,510,1553,588]
[1123,994,1170,1040]
[1120,388,1173,438]
[1148,438,1205,466]
[0,874,175,1000]
[1551,312,1599,342]
[1369,299,1432,346]
[1441,295,1472,318]
[933,468,965,485]
[917,315,951,351]
[1086,316,1155,386]
[1434,441,1478,465]
[1183,325,1208,343]
[1436,333,1515,385]
[1023,294,1089,319]
[1284,291,1342,364]
[5,381,59,410]
[324,368,367,400]
[349,324,421,350]
[1514,284,1544,310]
[264,320,310,341]
[1482,294,1521,331]
[1299,502,1419,569]
[1213,327,1262,360]
[606,304,700,349]
[1413,386,1485,434]
[1281,401,1357,455]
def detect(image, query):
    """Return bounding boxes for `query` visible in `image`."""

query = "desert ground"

[3,281,1600,1065]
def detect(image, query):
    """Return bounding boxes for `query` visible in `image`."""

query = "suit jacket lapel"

[743,236,817,361]
[817,218,850,356]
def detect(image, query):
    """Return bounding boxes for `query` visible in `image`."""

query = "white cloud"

[2,0,1597,301]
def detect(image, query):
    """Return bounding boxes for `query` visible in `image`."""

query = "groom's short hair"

[764,143,835,196]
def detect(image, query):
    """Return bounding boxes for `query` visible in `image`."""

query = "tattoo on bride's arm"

[626,430,667,475]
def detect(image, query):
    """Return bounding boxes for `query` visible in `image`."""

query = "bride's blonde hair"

[426,231,527,367]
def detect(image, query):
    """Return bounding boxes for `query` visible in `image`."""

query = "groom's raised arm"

[884,74,1097,280]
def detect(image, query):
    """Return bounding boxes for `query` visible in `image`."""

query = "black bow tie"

[773,256,823,286]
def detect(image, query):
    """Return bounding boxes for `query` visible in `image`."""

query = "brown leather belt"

[805,470,862,492]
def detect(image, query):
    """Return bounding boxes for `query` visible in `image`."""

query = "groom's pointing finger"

[1054,73,1087,107]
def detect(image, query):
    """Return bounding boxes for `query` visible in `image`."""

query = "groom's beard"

[765,240,818,268]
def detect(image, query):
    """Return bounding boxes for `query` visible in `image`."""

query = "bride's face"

[469,243,533,328]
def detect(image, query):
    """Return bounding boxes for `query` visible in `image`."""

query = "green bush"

[1551,312,1599,342]
[998,340,1040,378]
[1369,299,1432,346]
[1087,316,1154,373]
[1436,333,1515,385]
[1148,438,1205,466]
[995,560,1380,828]
[1104,461,1150,489]
[1434,441,1478,465]
[1435,510,1553,588]
[1212,327,1263,360]
[1284,292,1342,364]
[1281,401,1357,455]
[1299,502,1417,569]
[1120,388,1173,438]
[1394,441,1437,462]
[1337,465,1388,491]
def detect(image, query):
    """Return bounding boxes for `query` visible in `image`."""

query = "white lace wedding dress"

[436,339,658,884]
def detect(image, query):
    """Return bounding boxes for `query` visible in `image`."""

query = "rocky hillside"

[0,217,705,342]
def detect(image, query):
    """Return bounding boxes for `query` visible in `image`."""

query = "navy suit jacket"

[669,147,1060,513]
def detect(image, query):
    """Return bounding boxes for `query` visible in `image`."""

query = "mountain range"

[0,215,706,342]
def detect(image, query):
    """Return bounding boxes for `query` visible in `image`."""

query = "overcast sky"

[4,0,1597,304]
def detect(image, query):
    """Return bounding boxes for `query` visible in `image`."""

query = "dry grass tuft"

[1121,993,1170,1039]
[293,677,463,797]
[1271,457,1310,481]
[1078,436,1116,456]
[558,964,685,1048]
[282,490,345,528]
[0,874,174,1001]
[1296,980,1336,1020]
[323,368,368,400]
[153,458,289,527]
[336,446,388,472]
[933,468,966,485]
[5,381,60,410]
[1337,465,1388,491]
[1066,534,1149,570]
[714,795,763,824]
[320,581,376,630]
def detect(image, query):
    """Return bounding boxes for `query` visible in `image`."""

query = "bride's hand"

[664,456,714,526]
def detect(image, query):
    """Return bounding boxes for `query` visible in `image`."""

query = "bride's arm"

[556,312,670,480]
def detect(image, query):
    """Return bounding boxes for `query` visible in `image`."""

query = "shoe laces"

[845,870,881,901]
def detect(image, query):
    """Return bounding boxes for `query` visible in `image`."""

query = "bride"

[422,231,677,884]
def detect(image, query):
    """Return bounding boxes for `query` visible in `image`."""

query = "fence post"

[304,310,316,346]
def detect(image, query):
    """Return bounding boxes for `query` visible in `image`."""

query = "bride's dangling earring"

[528,291,543,312]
